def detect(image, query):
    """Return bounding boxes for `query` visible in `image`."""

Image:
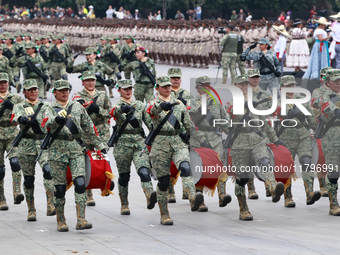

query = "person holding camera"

[240,38,281,94]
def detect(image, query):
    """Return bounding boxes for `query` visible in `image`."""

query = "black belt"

[55,134,82,141]
[260,71,273,75]
[0,121,12,127]
[122,129,141,135]
[158,130,182,136]
[197,126,216,132]
[52,59,64,63]
[24,134,46,140]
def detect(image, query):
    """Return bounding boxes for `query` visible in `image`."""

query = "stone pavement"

[1,58,338,255]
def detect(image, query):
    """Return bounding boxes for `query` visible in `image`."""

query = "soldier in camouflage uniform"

[73,70,112,207]
[146,76,204,225]
[125,46,156,103]
[13,31,26,93]
[241,38,281,94]
[40,34,53,98]
[110,79,157,215]
[276,75,320,207]
[0,73,24,210]
[67,47,116,94]
[220,26,240,84]
[190,76,232,211]
[226,74,285,220]
[0,45,14,87]
[96,35,109,53]
[44,80,106,231]
[167,68,192,202]
[10,41,49,99]
[12,79,55,221]
[101,36,122,98]
[119,35,137,80]
[318,69,340,216]
[48,34,71,89]
[236,26,246,75]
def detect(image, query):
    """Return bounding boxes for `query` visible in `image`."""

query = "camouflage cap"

[326,69,340,81]
[35,36,42,41]
[25,41,36,49]
[0,73,9,82]
[235,75,250,84]
[320,67,333,76]
[82,70,96,80]
[23,79,38,90]
[167,68,182,78]
[2,32,10,37]
[24,33,32,38]
[196,76,210,86]
[100,35,108,40]
[54,80,71,90]
[281,75,297,86]
[124,35,134,39]
[85,47,96,55]
[156,76,172,87]
[52,34,62,40]
[116,79,133,89]
[247,69,260,77]
[259,38,270,45]
[15,31,23,37]
[0,45,3,50]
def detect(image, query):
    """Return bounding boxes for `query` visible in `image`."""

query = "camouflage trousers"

[222,52,237,79]
[149,143,190,179]
[0,138,18,166]
[134,82,155,103]
[49,62,67,87]
[48,156,86,204]
[236,54,246,75]
[322,142,340,182]
[113,144,150,174]
[123,69,132,80]
[13,66,21,87]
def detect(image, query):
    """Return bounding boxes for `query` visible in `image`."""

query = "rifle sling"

[21,102,44,139]
[114,106,138,144]
[150,107,175,144]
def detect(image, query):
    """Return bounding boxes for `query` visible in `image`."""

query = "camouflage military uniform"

[73,70,112,206]
[147,76,204,225]
[0,45,14,85]
[13,31,26,92]
[226,74,285,220]
[110,79,157,214]
[189,76,232,211]
[220,30,239,84]
[119,36,137,80]
[241,38,281,94]
[10,42,49,99]
[12,79,55,221]
[48,34,71,88]
[0,73,24,210]
[67,47,116,93]
[276,75,319,207]
[236,31,246,75]
[125,57,156,103]
[319,69,340,216]
[44,80,106,231]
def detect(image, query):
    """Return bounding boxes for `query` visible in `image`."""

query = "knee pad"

[42,164,52,180]
[259,157,270,168]
[300,156,312,172]
[50,74,55,80]
[179,161,191,177]
[328,171,339,184]
[9,157,21,172]
[157,175,170,191]
[0,166,5,181]
[73,176,86,194]
[118,173,130,187]
[24,176,35,189]
[236,177,249,187]
[137,167,151,182]
[61,74,68,80]
[55,185,66,198]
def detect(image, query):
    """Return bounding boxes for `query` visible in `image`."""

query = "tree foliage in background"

[328,0,340,12]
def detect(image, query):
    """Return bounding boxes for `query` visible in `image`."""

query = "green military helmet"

[320,67,333,77]
[116,79,134,89]
[54,80,71,90]
[258,38,270,45]
[167,68,182,78]
[326,69,340,81]
[234,74,250,84]
[82,70,96,80]
[247,69,261,77]
[23,79,39,90]
[25,41,36,49]
[281,75,297,86]
[85,47,96,55]
[0,73,9,82]
[196,76,211,86]
[156,76,172,87]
